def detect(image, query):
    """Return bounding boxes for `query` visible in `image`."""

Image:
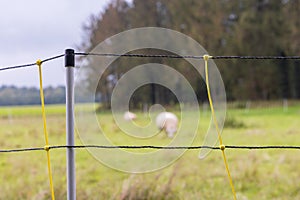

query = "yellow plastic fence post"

[203,55,237,200]
[36,59,55,200]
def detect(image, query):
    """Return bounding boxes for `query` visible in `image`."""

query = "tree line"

[0,86,92,106]
[78,0,300,108]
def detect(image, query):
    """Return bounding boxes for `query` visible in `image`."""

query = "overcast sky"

[0,0,112,87]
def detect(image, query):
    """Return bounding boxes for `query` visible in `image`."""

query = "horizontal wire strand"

[41,54,65,63]
[1,145,300,153]
[211,55,300,59]
[75,52,204,59]
[0,62,37,71]
[0,147,45,152]
[0,54,64,72]
[75,52,300,60]
[1,53,300,72]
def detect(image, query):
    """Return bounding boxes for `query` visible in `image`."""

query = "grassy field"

[0,102,300,199]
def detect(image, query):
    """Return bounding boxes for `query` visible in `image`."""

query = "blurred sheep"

[156,112,178,138]
[124,111,137,121]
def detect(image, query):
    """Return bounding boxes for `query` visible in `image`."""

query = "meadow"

[0,102,300,199]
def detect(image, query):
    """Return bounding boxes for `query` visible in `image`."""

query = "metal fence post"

[65,49,76,200]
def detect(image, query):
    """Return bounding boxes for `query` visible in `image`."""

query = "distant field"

[0,102,300,199]
[0,103,96,117]
[0,104,66,117]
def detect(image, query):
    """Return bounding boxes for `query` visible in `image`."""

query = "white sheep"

[155,112,178,138]
[123,111,137,121]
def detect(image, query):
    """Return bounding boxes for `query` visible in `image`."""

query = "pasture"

[0,102,300,199]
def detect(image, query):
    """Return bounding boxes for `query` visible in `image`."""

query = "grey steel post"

[65,49,76,200]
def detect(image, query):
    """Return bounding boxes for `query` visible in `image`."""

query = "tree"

[78,0,300,108]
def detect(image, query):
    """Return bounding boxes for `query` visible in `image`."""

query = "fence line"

[1,144,300,153]
[1,53,300,72]
[75,52,300,60]
[0,54,64,72]
[1,50,300,200]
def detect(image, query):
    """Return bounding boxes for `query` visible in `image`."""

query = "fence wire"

[1,53,300,72]
[0,54,64,72]
[1,144,300,153]
[76,52,300,60]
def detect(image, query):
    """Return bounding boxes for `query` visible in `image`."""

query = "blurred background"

[0,0,300,106]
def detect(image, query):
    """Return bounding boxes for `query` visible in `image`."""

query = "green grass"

[0,103,300,199]
[0,104,66,117]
